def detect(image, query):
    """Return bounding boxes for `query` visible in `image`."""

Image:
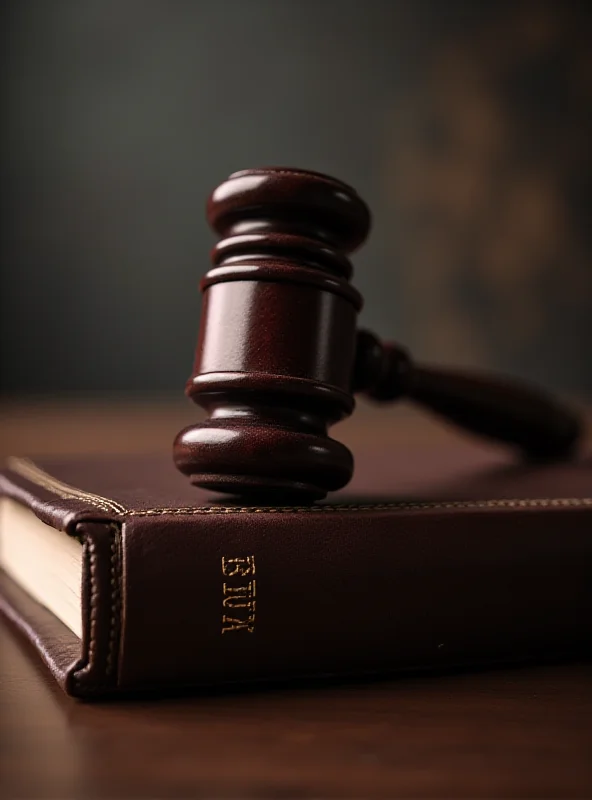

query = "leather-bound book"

[1,445,591,699]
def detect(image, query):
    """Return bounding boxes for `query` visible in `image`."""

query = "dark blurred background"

[2,0,591,398]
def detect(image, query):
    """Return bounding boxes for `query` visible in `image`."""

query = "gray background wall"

[2,0,591,396]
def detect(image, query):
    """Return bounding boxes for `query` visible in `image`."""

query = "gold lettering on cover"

[222,581,256,609]
[221,556,256,633]
[221,614,256,634]
[222,555,256,577]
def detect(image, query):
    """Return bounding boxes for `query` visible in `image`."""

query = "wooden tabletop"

[1,398,591,799]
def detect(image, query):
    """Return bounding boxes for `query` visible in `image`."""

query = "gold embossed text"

[221,556,256,633]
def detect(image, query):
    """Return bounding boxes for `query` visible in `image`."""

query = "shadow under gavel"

[174,167,581,502]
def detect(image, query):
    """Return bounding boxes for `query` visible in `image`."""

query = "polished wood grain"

[2,619,592,799]
[175,166,582,503]
[1,399,591,798]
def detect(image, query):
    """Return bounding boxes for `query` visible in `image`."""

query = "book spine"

[112,505,592,691]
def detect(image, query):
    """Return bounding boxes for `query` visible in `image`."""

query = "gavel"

[173,167,581,502]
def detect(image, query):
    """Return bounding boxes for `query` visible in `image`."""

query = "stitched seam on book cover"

[106,524,121,679]
[7,457,127,514]
[71,534,98,687]
[7,456,592,515]
[72,523,120,691]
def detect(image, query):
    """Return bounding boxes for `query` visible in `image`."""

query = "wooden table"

[1,399,591,799]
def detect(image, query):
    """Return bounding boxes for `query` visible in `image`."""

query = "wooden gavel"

[173,167,581,501]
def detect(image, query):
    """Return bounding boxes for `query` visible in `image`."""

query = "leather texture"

[1,446,592,698]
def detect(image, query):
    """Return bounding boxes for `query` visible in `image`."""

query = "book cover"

[1,445,591,698]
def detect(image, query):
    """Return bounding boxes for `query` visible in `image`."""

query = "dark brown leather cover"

[1,446,591,698]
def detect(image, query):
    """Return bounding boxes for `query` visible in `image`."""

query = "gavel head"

[173,167,372,502]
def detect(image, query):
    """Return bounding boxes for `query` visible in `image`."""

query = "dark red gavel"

[173,167,581,501]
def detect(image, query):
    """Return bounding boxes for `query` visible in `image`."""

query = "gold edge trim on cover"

[6,456,592,517]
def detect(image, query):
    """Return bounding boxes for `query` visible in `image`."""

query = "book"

[1,446,591,699]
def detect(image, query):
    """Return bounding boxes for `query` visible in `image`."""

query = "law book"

[1,445,591,699]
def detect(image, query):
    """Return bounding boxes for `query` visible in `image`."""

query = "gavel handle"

[353,331,582,460]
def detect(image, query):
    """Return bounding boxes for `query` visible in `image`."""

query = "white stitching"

[8,457,127,514]
[8,457,592,516]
